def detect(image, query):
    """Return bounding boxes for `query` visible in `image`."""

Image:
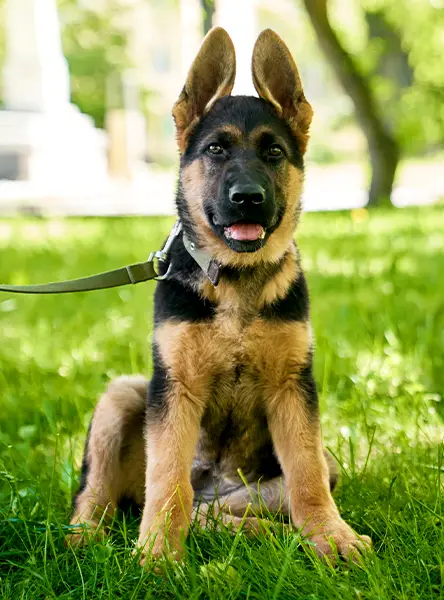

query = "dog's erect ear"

[173,27,236,153]
[252,29,313,154]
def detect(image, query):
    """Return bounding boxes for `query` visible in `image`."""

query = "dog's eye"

[267,144,284,158]
[207,143,224,155]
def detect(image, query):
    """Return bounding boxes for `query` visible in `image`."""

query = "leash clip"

[149,220,183,281]
[148,250,172,281]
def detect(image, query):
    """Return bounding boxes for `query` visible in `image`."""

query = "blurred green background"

[1,0,443,205]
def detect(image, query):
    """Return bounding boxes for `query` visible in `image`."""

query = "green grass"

[0,207,442,599]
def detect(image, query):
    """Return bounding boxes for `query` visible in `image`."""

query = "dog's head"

[173,28,313,267]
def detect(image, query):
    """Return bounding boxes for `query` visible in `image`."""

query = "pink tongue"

[226,224,264,241]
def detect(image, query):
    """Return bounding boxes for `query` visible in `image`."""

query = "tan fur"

[153,314,309,472]
[156,312,309,413]
[247,319,311,385]
[257,242,299,308]
[204,124,243,141]
[138,315,312,560]
[192,478,289,533]
[200,254,299,315]
[250,125,293,156]
[252,29,313,154]
[147,311,369,559]
[182,161,304,270]
[154,320,229,389]
[137,388,204,560]
[68,371,341,546]
[180,161,213,250]
[136,320,231,559]
[172,28,236,153]
[265,383,371,556]
[67,376,147,545]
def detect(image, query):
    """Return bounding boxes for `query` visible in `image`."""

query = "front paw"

[303,517,372,561]
[135,531,185,567]
[65,521,106,548]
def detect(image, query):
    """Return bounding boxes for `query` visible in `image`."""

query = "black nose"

[229,184,265,205]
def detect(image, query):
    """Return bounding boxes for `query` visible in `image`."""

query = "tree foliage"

[0,0,130,124]
[329,0,444,155]
[302,0,400,206]
[200,0,215,34]
[58,0,130,128]
[376,0,444,153]
[302,0,444,205]
[1,0,442,157]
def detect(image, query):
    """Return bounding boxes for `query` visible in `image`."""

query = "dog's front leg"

[136,321,212,565]
[266,376,372,560]
[136,385,203,564]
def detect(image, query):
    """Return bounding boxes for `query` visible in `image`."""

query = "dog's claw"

[305,521,372,563]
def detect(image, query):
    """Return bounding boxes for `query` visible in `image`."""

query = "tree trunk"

[302,0,400,206]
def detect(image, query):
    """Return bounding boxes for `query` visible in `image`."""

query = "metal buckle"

[148,220,183,281]
[148,250,171,281]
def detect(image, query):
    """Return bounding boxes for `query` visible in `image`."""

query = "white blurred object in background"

[180,0,203,80]
[0,0,107,189]
[215,0,257,96]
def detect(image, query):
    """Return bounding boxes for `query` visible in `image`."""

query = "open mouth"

[209,214,270,253]
[223,223,266,242]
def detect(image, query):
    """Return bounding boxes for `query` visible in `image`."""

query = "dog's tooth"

[259,229,266,240]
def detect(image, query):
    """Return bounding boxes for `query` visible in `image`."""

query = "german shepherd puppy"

[68,28,371,563]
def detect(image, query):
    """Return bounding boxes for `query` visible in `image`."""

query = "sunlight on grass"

[0,208,442,599]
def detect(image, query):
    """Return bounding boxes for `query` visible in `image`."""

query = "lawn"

[0,207,442,599]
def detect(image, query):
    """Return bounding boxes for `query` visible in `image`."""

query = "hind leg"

[193,452,338,533]
[67,375,147,545]
[192,477,289,534]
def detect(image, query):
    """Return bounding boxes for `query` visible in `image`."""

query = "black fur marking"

[298,354,319,414]
[164,234,202,283]
[329,462,339,492]
[154,240,216,324]
[256,440,283,481]
[220,252,285,284]
[260,271,310,322]
[147,344,169,420]
[215,408,282,481]
[72,421,91,510]
[118,496,142,517]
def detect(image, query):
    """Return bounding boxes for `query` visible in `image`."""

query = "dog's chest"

[208,308,264,401]
[193,310,278,483]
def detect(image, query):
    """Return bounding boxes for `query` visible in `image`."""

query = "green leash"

[0,220,221,294]
[0,261,159,294]
[0,221,181,294]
